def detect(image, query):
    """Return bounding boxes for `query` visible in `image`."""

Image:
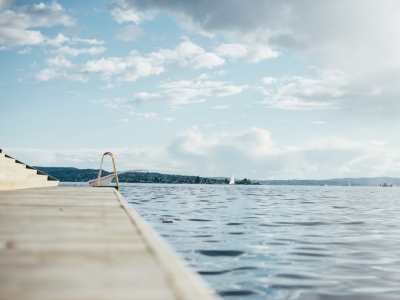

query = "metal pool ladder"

[96,152,120,191]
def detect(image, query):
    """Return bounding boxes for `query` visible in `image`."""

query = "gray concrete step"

[0,150,59,190]
[0,164,37,174]
[0,171,48,181]
[0,179,59,191]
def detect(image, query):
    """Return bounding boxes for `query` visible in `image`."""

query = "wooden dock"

[0,186,219,300]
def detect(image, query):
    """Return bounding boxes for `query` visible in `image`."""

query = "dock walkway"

[0,186,219,300]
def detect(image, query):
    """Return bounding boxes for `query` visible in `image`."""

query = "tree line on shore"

[34,167,259,184]
[34,167,399,186]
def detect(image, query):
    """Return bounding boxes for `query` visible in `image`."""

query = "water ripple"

[121,184,400,300]
[196,250,245,257]
[199,266,258,275]
[218,290,261,297]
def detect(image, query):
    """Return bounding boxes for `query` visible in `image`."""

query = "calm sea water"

[119,183,400,300]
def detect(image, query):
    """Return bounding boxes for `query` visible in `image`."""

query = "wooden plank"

[0,186,219,300]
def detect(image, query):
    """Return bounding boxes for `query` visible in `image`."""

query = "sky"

[1,0,400,180]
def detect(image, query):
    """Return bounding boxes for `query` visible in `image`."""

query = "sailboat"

[229,174,235,185]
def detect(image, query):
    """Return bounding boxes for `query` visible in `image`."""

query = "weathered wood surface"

[0,187,218,300]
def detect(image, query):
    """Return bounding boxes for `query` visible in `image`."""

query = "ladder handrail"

[97,152,120,191]
[88,169,150,185]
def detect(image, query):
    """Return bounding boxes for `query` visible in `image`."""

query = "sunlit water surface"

[115,184,400,299]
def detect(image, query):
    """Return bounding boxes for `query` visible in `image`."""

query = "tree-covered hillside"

[34,167,398,186]
[34,167,256,184]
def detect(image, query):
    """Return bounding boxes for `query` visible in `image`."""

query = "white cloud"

[92,98,128,109]
[261,69,347,110]
[197,73,208,80]
[92,79,247,108]
[47,56,72,68]
[261,77,277,84]
[117,118,129,122]
[115,25,145,41]
[168,127,277,174]
[367,140,386,146]
[34,67,87,82]
[0,0,13,11]
[165,117,175,122]
[131,92,162,104]
[310,121,327,125]
[105,1,283,64]
[215,43,248,59]
[18,47,31,54]
[56,46,106,57]
[110,1,400,111]
[141,79,248,106]
[113,0,400,65]
[35,56,88,82]
[215,70,227,76]
[106,0,154,24]
[129,112,157,118]
[46,34,105,47]
[38,51,163,83]
[80,57,130,77]
[166,128,400,179]
[35,56,89,82]
[71,37,105,45]
[35,68,59,81]
[46,33,70,47]
[100,82,116,89]
[64,73,88,82]
[211,105,229,109]
[190,52,225,69]
[0,1,75,46]
[246,44,280,63]
[158,40,225,69]
[36,40,226,83]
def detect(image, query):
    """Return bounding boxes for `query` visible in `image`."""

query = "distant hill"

[33,167,111,182]
[258,177,400,186]
[33,167,233,184]
[34,167,398,186]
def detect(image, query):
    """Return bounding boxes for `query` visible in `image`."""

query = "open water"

[120,184,400,300]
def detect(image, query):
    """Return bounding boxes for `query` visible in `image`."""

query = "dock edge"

[113,188,221,300]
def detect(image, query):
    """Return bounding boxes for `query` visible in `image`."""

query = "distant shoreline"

[34,167,399,186]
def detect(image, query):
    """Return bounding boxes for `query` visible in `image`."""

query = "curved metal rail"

[88,169,149,187]
[96,152,120,191]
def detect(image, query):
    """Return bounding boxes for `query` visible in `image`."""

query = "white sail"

[229,174,235,185]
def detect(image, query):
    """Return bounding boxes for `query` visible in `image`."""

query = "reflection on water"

[120,184,400,299]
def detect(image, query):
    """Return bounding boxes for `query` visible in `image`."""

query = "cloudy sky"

[1,0,400,180]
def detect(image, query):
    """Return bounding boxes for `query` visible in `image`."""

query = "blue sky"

[1,0,400,179]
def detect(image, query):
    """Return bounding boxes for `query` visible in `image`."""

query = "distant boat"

[229,174,235,185]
